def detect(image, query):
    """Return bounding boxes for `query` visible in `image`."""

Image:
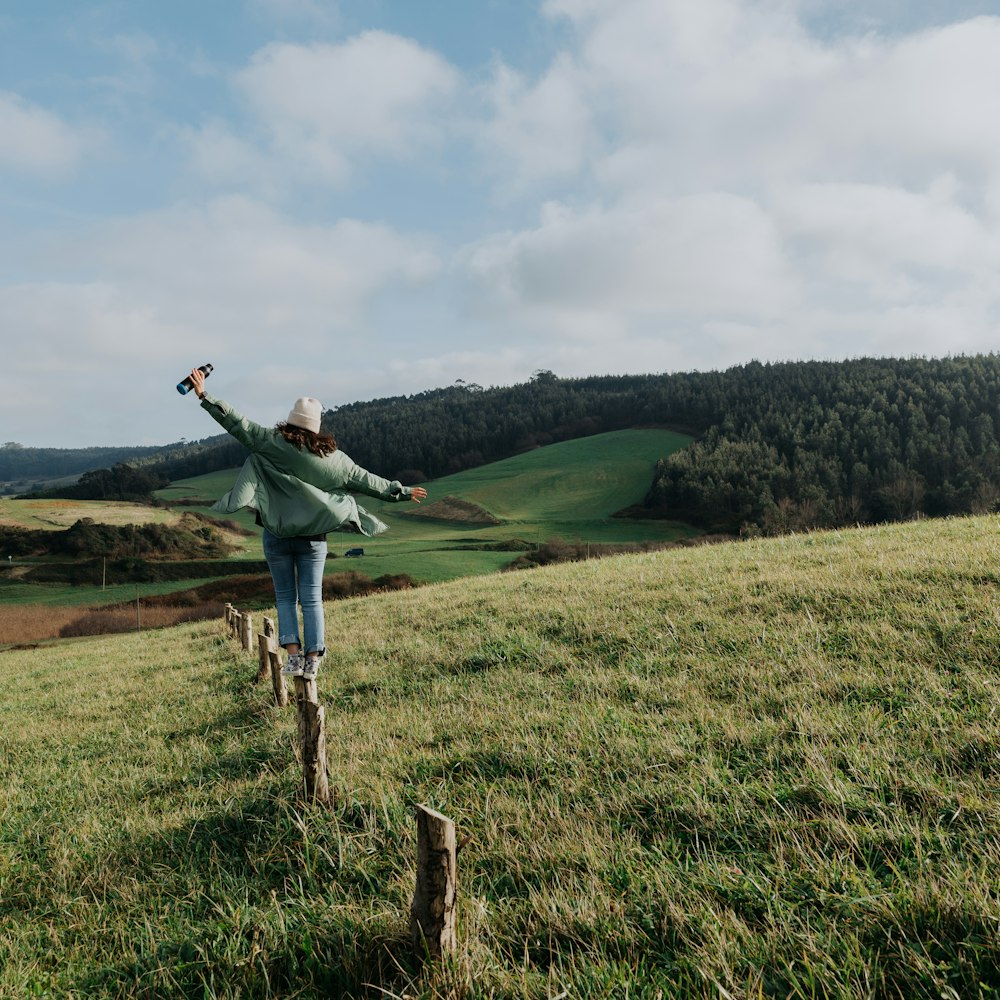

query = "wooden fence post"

[256,633,272,684]
[293,674,319,709]
[294,677,329,804]
[269,648,288,707]
[231,609,241,641]
[224,603,233,632]
[240,613,253,653]
[410,805,458,961]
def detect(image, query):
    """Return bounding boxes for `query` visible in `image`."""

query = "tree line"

[21,355,1000,536]
[19,463,171,502]
[644,356,1000,533]
[0,442,175,482]
[318,356,1000,534]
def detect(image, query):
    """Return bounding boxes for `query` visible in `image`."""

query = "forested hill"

[645,355,1000,533]
[0,442,179,487]
[41,355,1000,536]
[314,355,1000,535]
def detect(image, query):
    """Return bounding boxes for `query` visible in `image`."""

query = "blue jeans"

[261,530,327,656]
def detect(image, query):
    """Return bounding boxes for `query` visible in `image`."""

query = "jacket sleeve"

[342,455,412,502]
[199,393,272,452]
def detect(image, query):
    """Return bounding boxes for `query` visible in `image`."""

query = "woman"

[186,368,427,681]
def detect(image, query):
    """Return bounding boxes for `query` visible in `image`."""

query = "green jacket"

[200,393,412,538]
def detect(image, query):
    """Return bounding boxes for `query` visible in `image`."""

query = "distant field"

[0,498,180,530]
[154,429,698,583]
[405,428,693,523]
[2,430,695,622]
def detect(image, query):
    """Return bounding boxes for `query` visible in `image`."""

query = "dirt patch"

[0,604,86,645]
[2,570,419,646]
[405,495,500,525]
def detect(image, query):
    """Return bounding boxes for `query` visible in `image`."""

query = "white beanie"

[286,397,323,434]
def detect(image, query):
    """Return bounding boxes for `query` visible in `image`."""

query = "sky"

[2,0,999,448]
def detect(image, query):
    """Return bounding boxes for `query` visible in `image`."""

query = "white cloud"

[0,197,443,443]
[777,179,998,299]
[478,55,596,191]
[461,193,794,333]
[75,196,441,336]
[180,120,281,196]
[510,1,1000,197]
[0,92,86,175]
[462,0,1000,374]
[235,33,461,183]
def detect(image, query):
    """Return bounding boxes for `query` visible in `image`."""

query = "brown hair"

[277,422,338,457]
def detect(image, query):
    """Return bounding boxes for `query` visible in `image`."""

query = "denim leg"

[262,530,301,648]
[296,539,327,655]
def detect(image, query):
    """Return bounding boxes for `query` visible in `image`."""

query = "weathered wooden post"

[293,673,319,708]
[224,603,233,632]
[269,649,288,708]
[256,618,276,684]
[240,612,253,653]
[230,609,241,641]
[256,633,272,683]
[410,805,458,961]
[293,677,329,804]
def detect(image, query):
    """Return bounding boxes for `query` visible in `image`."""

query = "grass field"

[0,498,181,530]
[152,429,698,585]
[2,514,999,997]
[1,431,695,648]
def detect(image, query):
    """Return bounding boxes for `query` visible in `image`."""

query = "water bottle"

[176,363,214,395]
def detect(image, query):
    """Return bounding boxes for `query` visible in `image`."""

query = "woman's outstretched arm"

[185,368,270,452]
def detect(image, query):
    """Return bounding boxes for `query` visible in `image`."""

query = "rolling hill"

[1,514,998,996]
[153,427,699,585]
[0,429,697,642]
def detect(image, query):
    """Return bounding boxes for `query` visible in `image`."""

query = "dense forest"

[20,463,171,502]
[322,356,1000,534]
[644,356,1000,533]
[0,442,176,483]
[17,355,1000,536]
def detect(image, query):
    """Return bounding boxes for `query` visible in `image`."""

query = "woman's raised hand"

[189,368,206,398]
[410,487,428,503]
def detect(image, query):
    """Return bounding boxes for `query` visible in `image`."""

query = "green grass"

[151,429,697,587]
[0,497,182,531]
[0,577,240,608]
[2,515,999,997]
[409,428,692,524]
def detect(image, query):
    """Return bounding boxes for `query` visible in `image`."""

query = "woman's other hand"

[189,368,206,399]
[409,487,428,503]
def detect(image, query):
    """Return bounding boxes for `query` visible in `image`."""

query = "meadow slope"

[1,516,999,998]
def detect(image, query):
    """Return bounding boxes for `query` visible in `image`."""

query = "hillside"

[18,356,1000,538]
[401,428,694,525]
[0,442,178,492]
[153,428,699,587]
[0,430,696,644]
[2,516,998,997]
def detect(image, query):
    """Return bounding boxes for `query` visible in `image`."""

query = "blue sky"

[2,0,999,448]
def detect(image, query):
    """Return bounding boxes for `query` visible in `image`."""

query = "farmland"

[154,427,699,582]
[0,429,694,644]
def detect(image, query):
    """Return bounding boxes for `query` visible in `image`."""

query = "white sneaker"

[302,658,319,681]
[281,653,304,677]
